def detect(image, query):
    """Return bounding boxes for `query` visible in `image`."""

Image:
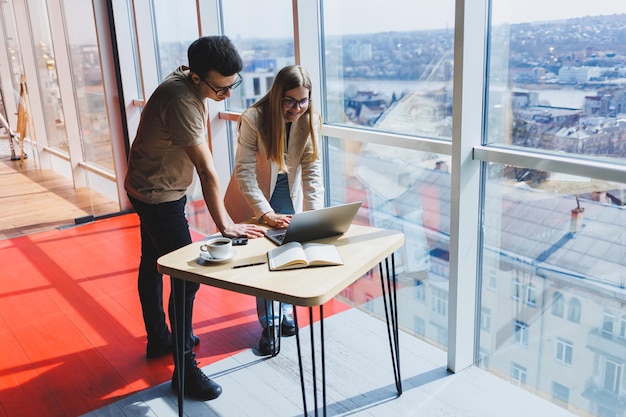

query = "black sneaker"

[258,328,278,356]
[171,362,222,401]
[281,314,296,337]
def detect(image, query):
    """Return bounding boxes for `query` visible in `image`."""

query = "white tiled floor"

[81,308,577,417]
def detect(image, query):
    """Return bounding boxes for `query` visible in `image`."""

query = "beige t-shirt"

[124,66,207,204]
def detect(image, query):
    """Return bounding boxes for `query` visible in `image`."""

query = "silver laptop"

[265,201,362,245]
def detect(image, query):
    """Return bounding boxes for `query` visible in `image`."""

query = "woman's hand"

[222,223,266,239]
[262,211,292,228]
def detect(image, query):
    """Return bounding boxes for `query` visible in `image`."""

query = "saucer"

[198,248,237,264]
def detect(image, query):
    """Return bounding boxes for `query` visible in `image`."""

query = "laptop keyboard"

[275,233,285,243]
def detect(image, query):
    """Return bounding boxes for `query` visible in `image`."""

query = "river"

[329,79,595,109]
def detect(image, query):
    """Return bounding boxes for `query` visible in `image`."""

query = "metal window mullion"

[47,0,87,186]
[473,145,626,184]
[448,0,489,373]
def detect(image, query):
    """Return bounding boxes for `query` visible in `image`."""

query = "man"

[124,36,264,401]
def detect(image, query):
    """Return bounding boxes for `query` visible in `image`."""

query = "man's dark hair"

[187,36,242,78]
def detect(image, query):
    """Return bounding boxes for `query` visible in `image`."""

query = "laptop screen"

[264,201,362,245]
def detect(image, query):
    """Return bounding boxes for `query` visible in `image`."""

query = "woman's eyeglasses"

[282,97,310,109]
[202,73,242,97]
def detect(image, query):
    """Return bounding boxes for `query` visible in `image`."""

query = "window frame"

[602,312,615,337]
[512,363,527,385]
[214,0,626,377]
[552,292,564,317]
[525,283,537,307]
[514,320,529,347]
[567,298,581,324]
[602,358,623,395]
[555,338,573,366]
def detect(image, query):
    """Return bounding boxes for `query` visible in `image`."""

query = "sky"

[56,0,626,45]
[222,0,626,39]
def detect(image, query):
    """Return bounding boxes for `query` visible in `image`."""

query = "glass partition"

[321,0,455,139]
[327,135,451,349]
[482,3,626,413]
[486,2,626,164]
[479,164,626,415]
[0,0,25,158]
[222,0,295,112]
[150,1,199,82]
[61,0,114,170]
[26,0,68,154]
[0,1,24,104]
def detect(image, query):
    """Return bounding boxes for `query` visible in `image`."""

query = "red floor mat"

[0,214,349,417]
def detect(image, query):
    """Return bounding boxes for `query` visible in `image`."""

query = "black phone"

[231,236,249,246]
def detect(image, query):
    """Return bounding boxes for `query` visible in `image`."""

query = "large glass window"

[486,2,626,163]
[0,1,24,103]
[222,0,295,112]
[479,163,625,415]
[318,6,455,343]
[481,7,626,415]
[26,0,68,153]
[0,0,25,158]
[6,2,626,416]
[321,0,455,138]
[328,135,449,349]
[220,0,296,215]
[150,1,198,82]
[61,0,114,170]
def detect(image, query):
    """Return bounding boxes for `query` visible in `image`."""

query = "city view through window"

[487,14,626,161]
[224,6,626,416]
[3,4,624,415]
[32,2,621,414]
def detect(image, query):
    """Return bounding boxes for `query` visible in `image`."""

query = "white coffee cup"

[200,237,232,259]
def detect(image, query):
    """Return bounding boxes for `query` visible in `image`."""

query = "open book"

[267,242,344,271]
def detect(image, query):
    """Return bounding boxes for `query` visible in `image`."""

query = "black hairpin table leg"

[379,254,402,394]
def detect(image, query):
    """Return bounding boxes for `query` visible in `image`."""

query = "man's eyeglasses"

[201,73,242,96]
[282,97,310,109]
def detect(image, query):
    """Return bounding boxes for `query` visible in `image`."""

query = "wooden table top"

[157,224,404,307]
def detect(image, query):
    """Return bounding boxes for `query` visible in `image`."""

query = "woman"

[225,65,324,355]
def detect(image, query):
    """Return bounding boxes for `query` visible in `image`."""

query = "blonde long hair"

[250,65,318,171]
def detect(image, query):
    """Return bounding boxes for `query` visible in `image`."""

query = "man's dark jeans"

[128,194,199,367]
